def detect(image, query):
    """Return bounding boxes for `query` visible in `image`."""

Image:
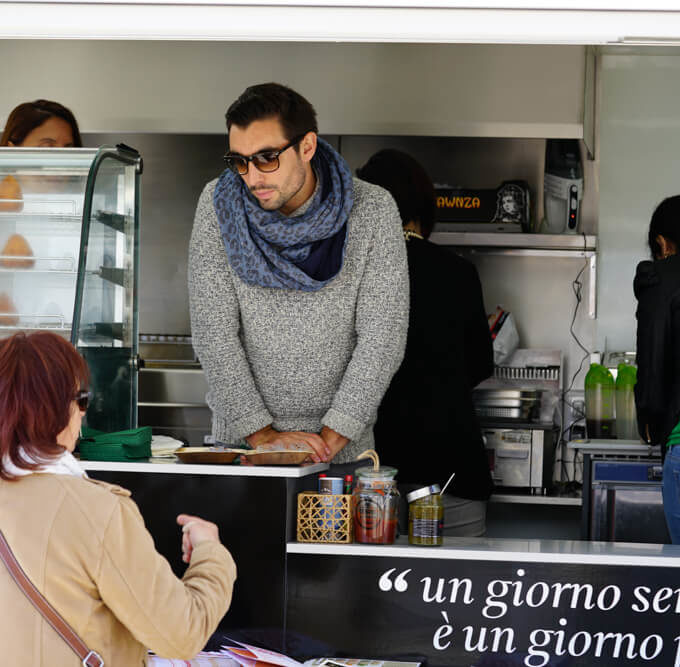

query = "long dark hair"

[648,195,680,259]
[356,149,436,238]
[1,100,82,147]
[0,332,89,480]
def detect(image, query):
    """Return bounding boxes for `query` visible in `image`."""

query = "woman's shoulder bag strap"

[0,529,104,666]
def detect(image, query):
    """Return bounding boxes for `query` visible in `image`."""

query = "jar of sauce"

[407,484,444,546]
[352,465,399,544]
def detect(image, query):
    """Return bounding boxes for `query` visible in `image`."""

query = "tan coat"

[0,473,237,666]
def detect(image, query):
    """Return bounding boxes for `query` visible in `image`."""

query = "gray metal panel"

[84,132,226,335]
[138,367,208,404]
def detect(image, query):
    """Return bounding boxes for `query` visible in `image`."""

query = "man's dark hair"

[649,195,680,259]
[226,83,318,143]
[356,149,436,238]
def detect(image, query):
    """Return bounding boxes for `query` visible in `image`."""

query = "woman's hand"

[176,513,221,563]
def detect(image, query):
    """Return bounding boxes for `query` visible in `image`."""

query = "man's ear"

[299,132,317,164]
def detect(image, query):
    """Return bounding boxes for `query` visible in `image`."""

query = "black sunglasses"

[223,134,306,176]
[74,389,91,411]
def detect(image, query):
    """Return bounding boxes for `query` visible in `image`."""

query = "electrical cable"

[558,232,592,483]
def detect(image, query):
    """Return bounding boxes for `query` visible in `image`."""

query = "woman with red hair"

[0,332,236,665]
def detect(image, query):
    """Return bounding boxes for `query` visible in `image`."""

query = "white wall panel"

[597,53,680,354]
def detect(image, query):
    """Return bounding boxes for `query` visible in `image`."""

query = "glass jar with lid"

[352,465,399,544]
[407,484,444,546]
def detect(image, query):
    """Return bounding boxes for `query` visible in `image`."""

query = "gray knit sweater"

[188,177,409,463]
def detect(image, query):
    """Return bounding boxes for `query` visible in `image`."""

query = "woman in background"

[0,332,236,665]
[357,149,494,536]
[635,195,680,543]
[1,99,82,148]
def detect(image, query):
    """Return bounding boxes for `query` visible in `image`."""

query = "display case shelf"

[97,266,127,287]
[0,214,82,224]
[0,320,72,333]
[429,231,597,252]
[0,255,77,273]
[95,210,130,234]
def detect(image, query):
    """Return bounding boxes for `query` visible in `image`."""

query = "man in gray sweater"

[188,83,408,464]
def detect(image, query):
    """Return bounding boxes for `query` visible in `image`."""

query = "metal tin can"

[319,477,343,494]
[319,476,344,531]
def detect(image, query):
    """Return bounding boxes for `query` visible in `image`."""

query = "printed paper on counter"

[222,639,303,667]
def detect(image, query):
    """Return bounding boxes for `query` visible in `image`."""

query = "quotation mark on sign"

[378,568,412,592]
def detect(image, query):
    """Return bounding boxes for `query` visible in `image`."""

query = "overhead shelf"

[429,232,596,252]
[430,232,598,320]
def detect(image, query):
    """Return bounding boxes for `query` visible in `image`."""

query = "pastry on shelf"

[0,233,35,269]
[0,175,23,212]
[0,292,19,326]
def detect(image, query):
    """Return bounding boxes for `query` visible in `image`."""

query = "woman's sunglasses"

[74,389,91,411]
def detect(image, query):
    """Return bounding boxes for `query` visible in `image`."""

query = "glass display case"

[0,145,142,431]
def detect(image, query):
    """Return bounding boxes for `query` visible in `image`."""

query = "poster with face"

[494,183,528,224]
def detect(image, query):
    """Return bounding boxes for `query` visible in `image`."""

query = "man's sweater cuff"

[322,408,366,442]
[212,409,273,444]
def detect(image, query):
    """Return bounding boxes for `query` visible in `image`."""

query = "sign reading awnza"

[286,553,680,667]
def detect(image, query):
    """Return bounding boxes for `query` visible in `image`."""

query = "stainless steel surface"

[474,389,542,400]
[139,337,197,364]
[476,406,533,420]
[474,389,542,419]
[428,232,597,250]
[137,366,211,444]
[476,349,562,426]
[483,427,555,494]
[138,367,208,404]
[589,458,669,544]
[568,439,658,456]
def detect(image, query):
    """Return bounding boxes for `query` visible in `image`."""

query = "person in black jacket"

[635,195,680,544]
[357,149,494,536]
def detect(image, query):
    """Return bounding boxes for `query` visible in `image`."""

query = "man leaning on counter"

[188,82,409,465]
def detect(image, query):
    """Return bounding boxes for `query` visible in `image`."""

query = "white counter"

[80,459,329,478]
[288,536,680,566]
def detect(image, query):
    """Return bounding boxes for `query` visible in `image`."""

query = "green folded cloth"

[78,426,152,461]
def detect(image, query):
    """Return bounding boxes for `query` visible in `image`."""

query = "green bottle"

[616,364,638,441]
[585,363,616,439]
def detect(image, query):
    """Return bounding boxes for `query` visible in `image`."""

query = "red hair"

[0,332,89,480]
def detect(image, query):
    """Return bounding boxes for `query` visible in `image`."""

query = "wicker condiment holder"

[296,492,353,543]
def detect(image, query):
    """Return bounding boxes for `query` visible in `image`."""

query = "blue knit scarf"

[213,138,354,291]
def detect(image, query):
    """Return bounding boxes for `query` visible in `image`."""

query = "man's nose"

[242,162,262,187]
